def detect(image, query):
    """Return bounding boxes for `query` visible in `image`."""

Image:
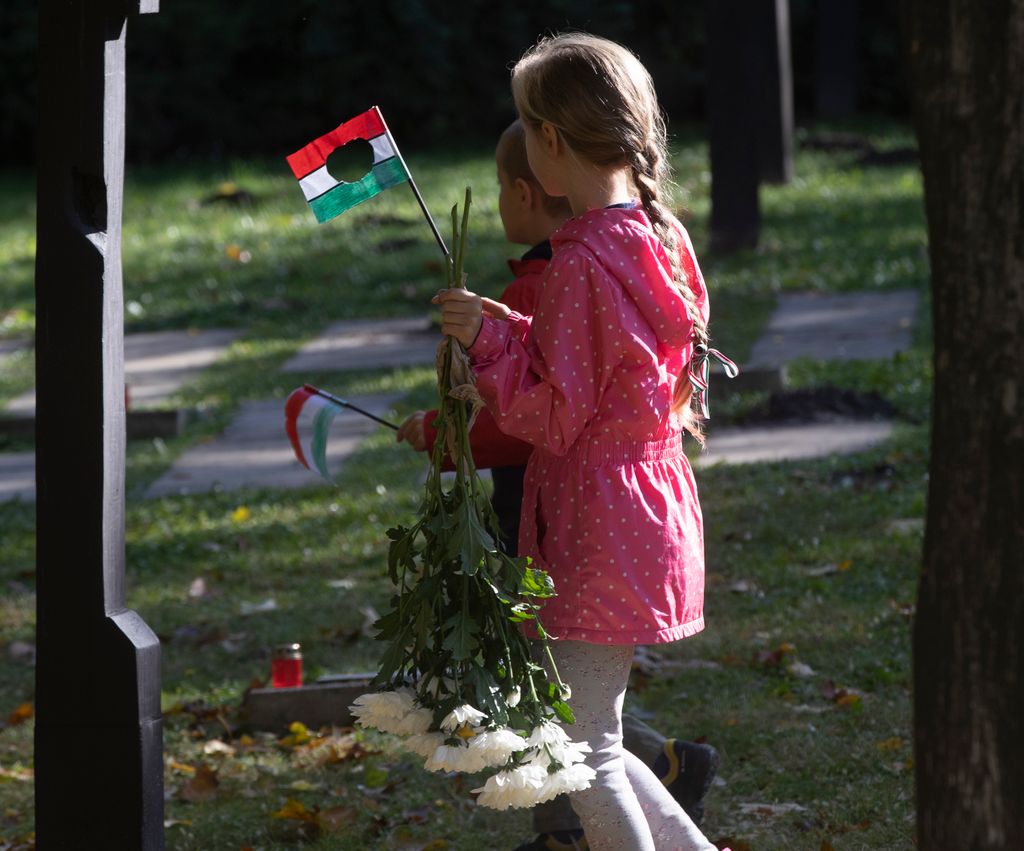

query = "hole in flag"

[325,139,374,185]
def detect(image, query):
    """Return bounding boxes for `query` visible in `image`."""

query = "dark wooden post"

[34,1,164,848]
[815,0,861,118]
[706,0,761,252]
[753,0,795,184]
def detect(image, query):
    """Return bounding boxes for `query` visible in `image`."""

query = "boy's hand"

[396,411,428,451]
[434,288,511,349]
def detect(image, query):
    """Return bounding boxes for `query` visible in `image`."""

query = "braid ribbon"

[688,344,739,419]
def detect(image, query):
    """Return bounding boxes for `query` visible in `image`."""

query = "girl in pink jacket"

[439,33,728,851]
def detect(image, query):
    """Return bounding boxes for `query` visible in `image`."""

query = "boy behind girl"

[397,120,718,851]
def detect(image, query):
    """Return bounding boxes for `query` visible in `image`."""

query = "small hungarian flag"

[286,106,410,224]
[284,385,346,480]
[285,384,397,481]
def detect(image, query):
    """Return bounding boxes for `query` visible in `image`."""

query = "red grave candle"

[271,643,303,688]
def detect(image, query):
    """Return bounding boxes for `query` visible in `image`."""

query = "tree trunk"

[902,2,1024,848]
[706,0,761,252]
[753,0,794,185]
[815,0,860,118]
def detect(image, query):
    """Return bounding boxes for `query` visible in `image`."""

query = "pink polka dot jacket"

[468,206,710,645]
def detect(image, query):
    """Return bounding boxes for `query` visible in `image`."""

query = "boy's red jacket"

[422,251,547,470]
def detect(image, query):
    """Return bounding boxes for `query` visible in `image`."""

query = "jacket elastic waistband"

[570,432,684,467]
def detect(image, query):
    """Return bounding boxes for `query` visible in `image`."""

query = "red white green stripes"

[284,386,343,480]
[286,106,410,224]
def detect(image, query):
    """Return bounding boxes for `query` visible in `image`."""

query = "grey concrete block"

[239,674,375,732]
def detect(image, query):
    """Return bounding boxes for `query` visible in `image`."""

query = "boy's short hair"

[497,120,572,218]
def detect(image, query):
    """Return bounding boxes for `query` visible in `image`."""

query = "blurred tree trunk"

[706,0,760,251]
[815,0,860,118]
[902,2,1024,849]
[753,0,794,184]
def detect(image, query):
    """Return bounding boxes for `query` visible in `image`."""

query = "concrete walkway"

[0,289,922,502]
[746,290,918,368]
[5,328,241,415]
[282,317,438,374]
[696,421,894,468]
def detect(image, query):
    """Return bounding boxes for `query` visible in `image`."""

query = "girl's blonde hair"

[511,33,709,440]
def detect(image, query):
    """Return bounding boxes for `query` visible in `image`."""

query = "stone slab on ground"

[145,393,403,498]
[0,452,34,502]
[746,290,918,369]
[240,674,375,732]
[281,317,439,374]
[4,327,241,415]
[694,420,894,467]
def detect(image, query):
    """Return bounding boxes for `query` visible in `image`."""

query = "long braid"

[631,142,709,442]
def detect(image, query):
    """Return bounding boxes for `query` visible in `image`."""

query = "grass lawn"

[0,120,928,849]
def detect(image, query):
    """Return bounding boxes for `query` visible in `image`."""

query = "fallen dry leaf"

[278,721,312,747]
[787,661,816,678]
[875,736,905,752]
[239,598,277,615]
[179,765,219,802]
[7,703,33,726]
[755,642,798,668]
[0,766,33,782]
[318,805,359,835]
[202,739,236,758]
[271,798,318,824]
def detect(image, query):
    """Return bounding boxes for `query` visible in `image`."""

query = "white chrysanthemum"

[533,763,597,804]
[466,728,528,768]
[349,688,433,735]
[506,686,521,708]
[387,706,434,736]
[440,703,487,732]
[423,742,489,773]
[527,737,592,769]
[525,719,571,749]
[472,765,548,810]
[403,731,445,759]
[349,689,418,731]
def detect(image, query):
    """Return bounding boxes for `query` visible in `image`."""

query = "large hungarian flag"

[286,106,410,224]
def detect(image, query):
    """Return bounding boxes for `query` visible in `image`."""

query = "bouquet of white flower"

[350,188,594,810]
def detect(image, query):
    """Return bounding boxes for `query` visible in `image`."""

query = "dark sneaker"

[512,829,588,851]
[652,739,719,825]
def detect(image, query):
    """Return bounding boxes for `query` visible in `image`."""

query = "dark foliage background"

[1,0,907,165]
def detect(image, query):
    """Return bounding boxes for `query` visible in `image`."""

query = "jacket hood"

[550,207,708,352]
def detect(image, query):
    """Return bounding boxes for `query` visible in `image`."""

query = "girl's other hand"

[433,288,511,348]
[396,411,428,451]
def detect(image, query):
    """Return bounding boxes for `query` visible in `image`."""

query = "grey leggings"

[542,640,716,851]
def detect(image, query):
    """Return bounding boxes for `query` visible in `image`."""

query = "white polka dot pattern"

[467,207,711,645]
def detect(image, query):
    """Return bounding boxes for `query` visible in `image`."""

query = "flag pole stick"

[305,384,400,431]
[375,107,450,260]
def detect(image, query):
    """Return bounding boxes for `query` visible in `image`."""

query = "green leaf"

[442,612,479,662]
[551,700,575,724]
[521,566,555,598]
[373,636,410,686]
